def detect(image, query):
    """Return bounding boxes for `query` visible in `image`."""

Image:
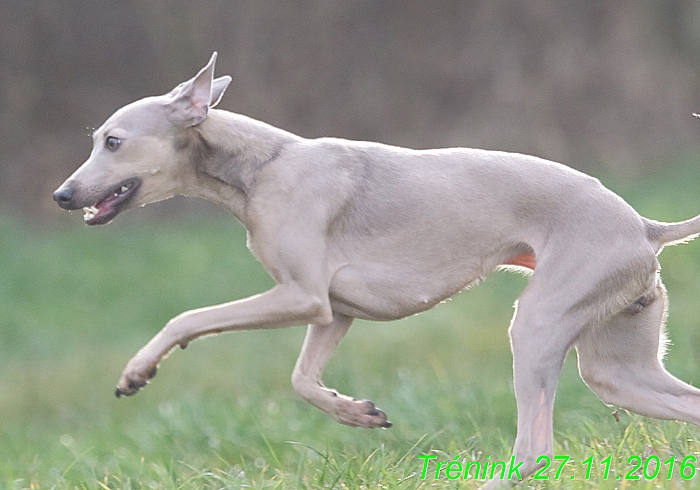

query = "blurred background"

[4,2,700,488]
[4,0,700,217]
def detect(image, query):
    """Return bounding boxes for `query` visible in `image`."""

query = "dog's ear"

[167,52,229,127]
[210,76,232,108]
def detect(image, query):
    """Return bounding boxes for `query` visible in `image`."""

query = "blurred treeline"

[3,1,700,217]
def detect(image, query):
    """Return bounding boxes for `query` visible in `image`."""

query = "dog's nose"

[53,186,75,209]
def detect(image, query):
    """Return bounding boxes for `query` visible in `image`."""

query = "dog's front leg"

[291,314,392,428]
[115,283,331,397]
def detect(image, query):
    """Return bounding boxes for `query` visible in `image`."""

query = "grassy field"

[4,160,700,489]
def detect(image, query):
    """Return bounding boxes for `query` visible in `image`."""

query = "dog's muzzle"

[52,178,142,225]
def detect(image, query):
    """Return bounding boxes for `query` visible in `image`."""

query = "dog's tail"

[644,215,700,251]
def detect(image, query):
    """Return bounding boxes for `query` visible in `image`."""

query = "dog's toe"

[116,368,152,397]
[115,377,145,397]
[365,400,379,416]
[116,353,161,398]
[325,393,393,428]
[360,400,392,428]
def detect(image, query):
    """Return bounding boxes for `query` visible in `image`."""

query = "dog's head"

[53,52,231,225]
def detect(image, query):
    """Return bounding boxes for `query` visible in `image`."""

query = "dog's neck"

[180,109,300,224]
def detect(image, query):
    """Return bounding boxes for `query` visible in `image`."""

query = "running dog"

[53,53,700,486]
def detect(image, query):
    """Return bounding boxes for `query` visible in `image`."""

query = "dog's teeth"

[83,206,98,221]
[120,185,129,193]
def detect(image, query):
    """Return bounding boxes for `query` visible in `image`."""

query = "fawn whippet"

[53,53,700,485]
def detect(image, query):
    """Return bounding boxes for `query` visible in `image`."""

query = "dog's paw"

[330,393,392,428]
[361,400,393,428]
[115,358,158,398]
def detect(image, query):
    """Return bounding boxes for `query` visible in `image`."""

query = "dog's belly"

[327,259,491,321]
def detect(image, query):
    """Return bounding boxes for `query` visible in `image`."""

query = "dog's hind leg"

[577,282,700,425]
[291,313,391,428]
[484,275,596,488]
[507,300,579,482]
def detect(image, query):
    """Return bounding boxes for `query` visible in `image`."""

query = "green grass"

[3,160,700,488]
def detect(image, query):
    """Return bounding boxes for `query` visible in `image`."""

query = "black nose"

[53,186,75,209]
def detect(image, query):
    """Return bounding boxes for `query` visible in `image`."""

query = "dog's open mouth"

[83,178,141,226]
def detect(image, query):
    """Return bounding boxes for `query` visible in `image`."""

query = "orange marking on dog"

[503,253,536,270]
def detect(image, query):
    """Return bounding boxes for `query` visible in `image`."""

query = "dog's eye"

[105,136,121,151]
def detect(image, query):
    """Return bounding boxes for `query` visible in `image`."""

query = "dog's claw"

[381,420,393,428]
[115,388,122,398]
